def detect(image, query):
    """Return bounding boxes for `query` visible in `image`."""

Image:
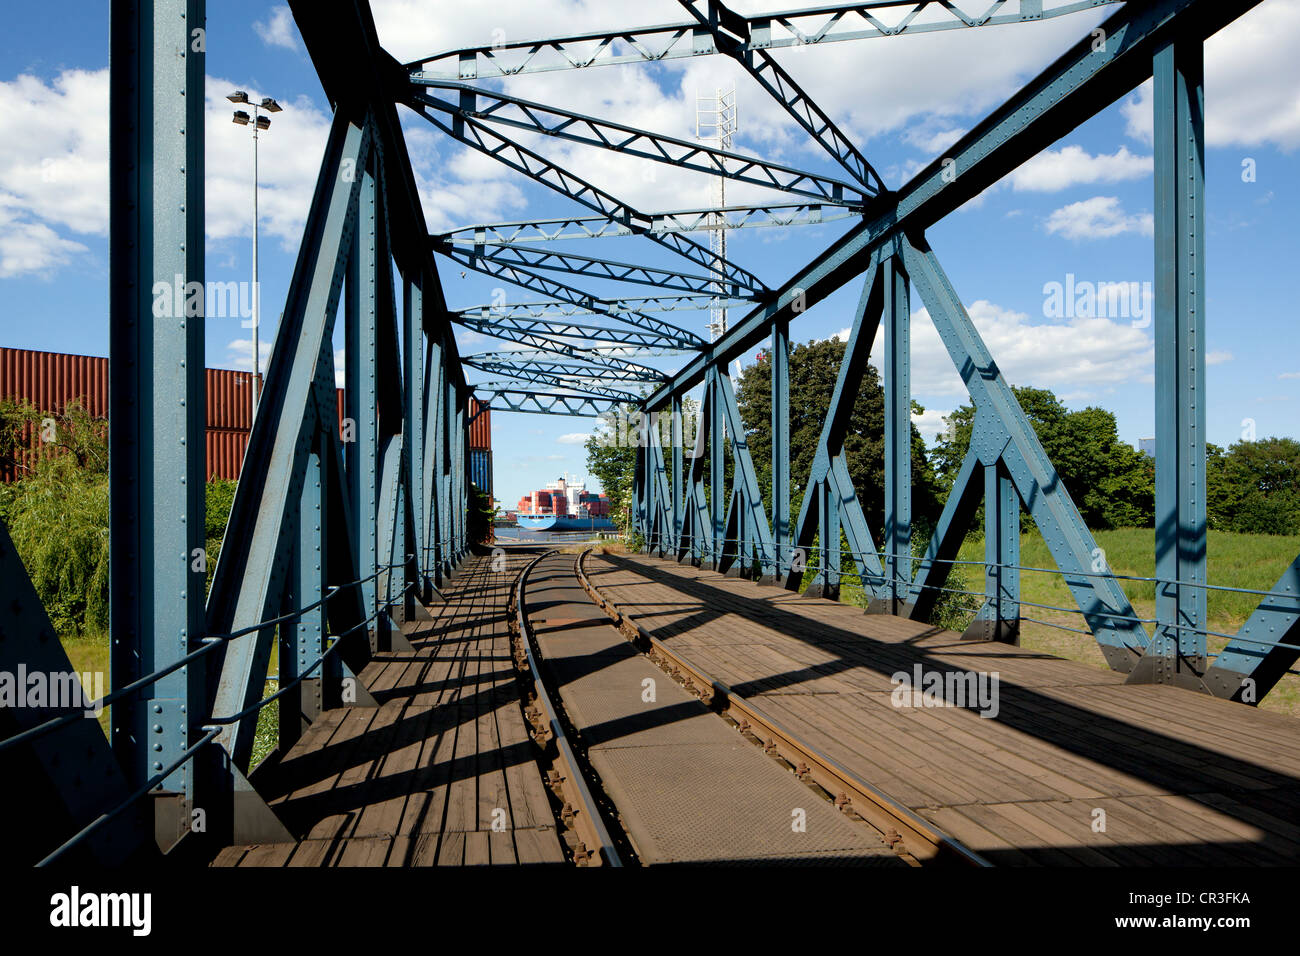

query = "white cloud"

[225,337,255,371]
[255,5,301,52]
[556,432,591,444]
[0,198,86,277]
[871,299,1153,402]
[1206,350,1233,366]
[910,406,952,444]
[1278,372,1300,381]
[0,68,338,279]
[1009,145,1151,192]
[375,0,1111,205]
[1121,4,1300,152]
[0,69,108,276]
[1044,196,1153,241]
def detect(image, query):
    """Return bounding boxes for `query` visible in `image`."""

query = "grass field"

[61,631,280,762]
[951,527,1300,718]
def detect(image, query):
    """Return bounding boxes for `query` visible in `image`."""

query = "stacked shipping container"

[1,347,487,484]
[468,398,492,501]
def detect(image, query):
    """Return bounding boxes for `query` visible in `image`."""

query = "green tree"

[468,481,497,545]
[735,337,941,538]
[585,403,639,535]
[931,386,1154,530]
[1207,437,1300,534]
[1,400,111,634]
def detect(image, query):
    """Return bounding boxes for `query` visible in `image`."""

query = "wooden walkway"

[524,552,903,865]
[583,551,1300,865]
[214,551,564,867]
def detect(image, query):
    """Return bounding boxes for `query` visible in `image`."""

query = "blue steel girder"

[404,271,430,601]
[440,241,750,297]
[645,0,1262,408]
[465,350,666,385]
[438,203,858,246]
[1128,32,1210,691]
[206,110,373,768]
[467,364,644,403]
[677,0,884,193]
[455,312,694,352]
[714,372,779,578]
[900,233,1148,670]
[876,253,911,612]
[783,257,887,594]
[436,243,709,347]
[411,84,863,205]
[407,100,765,291]
[406,2,1121,79]
[457,294,742,319]
[475,388,625,417]
[0,516,147,863]
[108,0,208,820]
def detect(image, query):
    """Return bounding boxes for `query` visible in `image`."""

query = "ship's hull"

[515,514,615,532]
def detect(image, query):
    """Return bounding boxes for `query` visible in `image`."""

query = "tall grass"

[956,527,1300,717]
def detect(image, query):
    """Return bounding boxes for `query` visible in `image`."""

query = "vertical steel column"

[345,157,379,639]
[281,432,326,747]
[108,0,206,842]
[1132,33,1208,687]
[826,480,841,598]
[423,331,444,587]
[709,370,725,568]
[964,462,1021,643]
[883,256,911,612]
[404,274,426,602]
[672,393,684,557]
[454,388,467,558]
[769,320,790,584]
[646,409,659,552]
[441,364,454,575]
[633,427,645,545]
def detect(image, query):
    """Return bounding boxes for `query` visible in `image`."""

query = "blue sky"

[2,1,1298,509]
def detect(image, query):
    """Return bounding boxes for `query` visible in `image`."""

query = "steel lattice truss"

[405,0,1129,413]
[7,0,1292,866]
[410,0,1300,712]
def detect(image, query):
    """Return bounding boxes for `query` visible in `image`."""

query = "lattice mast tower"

[696,87,742,382]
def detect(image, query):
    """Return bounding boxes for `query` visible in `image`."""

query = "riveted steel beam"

[407,99,765,292]
[438,203,857,246]
[406,1,1121,80]
[412,83,863,205]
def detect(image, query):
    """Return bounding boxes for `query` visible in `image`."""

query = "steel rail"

[575,546,991,866]
[512,550,623,866]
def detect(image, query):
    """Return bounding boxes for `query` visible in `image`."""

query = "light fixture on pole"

[228,91,282,421]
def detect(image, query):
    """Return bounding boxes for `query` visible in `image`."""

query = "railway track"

[509,544,986,866]
[573,547,991,867]
[509,549,623,866]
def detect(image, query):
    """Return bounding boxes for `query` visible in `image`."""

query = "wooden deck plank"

[213,551,565,868]
[586,552,1300,866]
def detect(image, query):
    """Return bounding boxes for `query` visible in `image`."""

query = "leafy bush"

[2,401,110,635]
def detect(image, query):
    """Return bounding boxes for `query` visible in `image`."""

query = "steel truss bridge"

[1,0,1296,867]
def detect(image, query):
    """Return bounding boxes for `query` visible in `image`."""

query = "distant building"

[1138,438,1156,459]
